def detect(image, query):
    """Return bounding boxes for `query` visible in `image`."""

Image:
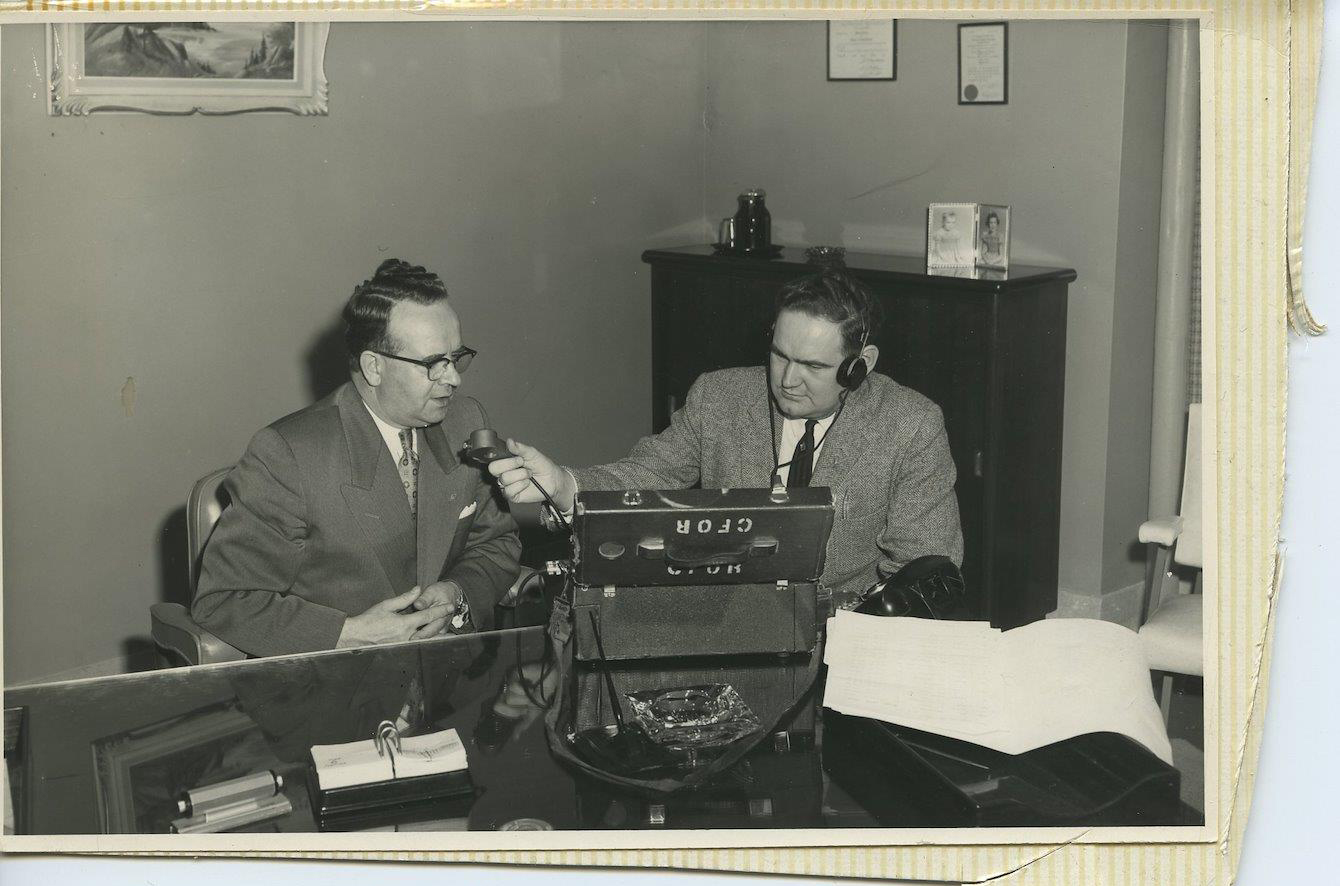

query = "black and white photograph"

[4,14,1214,851]
[925,202,977,268]
[976,204,1010,270]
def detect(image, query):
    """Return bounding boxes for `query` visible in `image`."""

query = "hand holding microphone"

[465,429,576,522]
[487,440,575,510]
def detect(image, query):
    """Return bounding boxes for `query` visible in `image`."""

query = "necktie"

[397,428,419,517]
[788,420,817,488]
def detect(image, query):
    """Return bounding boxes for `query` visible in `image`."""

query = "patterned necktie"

[788,420,817,488]
[397,428,419,517]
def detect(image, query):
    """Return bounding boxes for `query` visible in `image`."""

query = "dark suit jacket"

[192,382,521,657]
[572,366,963,607]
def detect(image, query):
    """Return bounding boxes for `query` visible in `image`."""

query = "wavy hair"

[342,259,449,369]
[774,269,882,355]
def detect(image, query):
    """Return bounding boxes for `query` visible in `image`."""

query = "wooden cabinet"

[643,245,1075,628]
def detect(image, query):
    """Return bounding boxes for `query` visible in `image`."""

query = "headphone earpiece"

[836,353,868,391]
[836,325,871,391]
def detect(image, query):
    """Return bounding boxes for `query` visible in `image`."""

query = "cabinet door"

[651,268,780,429]
[869,286,991,617]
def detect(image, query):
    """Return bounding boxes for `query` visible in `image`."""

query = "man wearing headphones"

[488,270,963,610]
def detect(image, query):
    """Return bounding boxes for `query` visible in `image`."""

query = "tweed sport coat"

[571,366,964,607]
[192,382,521,657]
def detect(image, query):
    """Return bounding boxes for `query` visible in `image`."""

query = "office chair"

[1137,403,1204,721]
[150,467,246,667]
[150,467,543,667]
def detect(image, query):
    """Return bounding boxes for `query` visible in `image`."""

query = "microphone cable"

[529,476,571,533]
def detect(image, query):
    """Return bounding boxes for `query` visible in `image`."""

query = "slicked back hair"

[343,259,450,370]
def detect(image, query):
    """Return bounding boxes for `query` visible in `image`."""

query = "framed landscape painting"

[48,22,329,116]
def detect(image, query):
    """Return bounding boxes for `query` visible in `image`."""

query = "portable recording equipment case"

[570,487,835,662]
[573,487,833,588]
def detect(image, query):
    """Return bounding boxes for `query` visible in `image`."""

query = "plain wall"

[1,22,708,684]
[702,19,1167,603]
[1104,23,1171,597]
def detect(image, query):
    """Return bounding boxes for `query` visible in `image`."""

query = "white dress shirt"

[774,413,836,485]
[363,401,418,460]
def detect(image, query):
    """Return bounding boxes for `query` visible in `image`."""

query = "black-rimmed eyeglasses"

[372,346,477,381]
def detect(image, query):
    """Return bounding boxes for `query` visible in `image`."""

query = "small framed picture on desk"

[827,20,897,81]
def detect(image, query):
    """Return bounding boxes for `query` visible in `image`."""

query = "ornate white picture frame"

[48,22,329,116]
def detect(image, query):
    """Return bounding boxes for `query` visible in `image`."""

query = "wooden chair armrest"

[1139,517,1184,547]
[150,602,246,667]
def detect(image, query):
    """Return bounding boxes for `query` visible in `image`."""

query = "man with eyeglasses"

[192,259,521,656]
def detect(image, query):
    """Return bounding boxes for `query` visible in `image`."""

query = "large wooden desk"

[4,627,1192,835]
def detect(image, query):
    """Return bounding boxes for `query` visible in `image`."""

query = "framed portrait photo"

[958,22,1008,105]
[827,20,897,81]
[976,204,1011,270]
[48,22,329,116]
[926,202,978,269]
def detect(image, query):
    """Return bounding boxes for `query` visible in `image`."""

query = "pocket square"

[458,501,478,519]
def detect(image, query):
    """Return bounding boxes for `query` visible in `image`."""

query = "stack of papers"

[823,612,1173,764]
[311,728,468,791]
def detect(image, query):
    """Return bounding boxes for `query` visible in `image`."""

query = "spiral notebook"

[309,724,473,820]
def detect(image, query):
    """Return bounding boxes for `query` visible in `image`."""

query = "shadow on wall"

[306,309,350,401]
[157,504,191,609]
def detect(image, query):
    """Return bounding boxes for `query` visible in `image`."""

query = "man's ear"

[358,351,383,386]
[861,344,879,373]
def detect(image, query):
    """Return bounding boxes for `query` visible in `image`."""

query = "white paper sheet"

[822,611,1173,764]
[310,738,395,791]
[391,729,469,780]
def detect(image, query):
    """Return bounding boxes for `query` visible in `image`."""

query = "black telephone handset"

[855,555,969,620]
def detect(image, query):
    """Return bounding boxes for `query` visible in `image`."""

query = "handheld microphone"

[464,428,570,532]
[464,428,515,465]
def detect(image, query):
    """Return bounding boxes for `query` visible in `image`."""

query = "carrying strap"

[542,584,825,795]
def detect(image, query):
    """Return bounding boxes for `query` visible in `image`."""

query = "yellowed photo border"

[0,1,1318,883]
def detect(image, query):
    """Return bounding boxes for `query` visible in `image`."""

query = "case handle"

[636,537,778,568]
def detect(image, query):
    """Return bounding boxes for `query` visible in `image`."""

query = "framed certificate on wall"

[958,22,1008,104]
[827,20,897,81]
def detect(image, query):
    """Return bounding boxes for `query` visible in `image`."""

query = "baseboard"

[1100,581,1148,630]
[1051,581,1147,630]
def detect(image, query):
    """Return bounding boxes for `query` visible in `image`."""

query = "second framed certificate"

[958,22,1008,104]
[827,20,897,82]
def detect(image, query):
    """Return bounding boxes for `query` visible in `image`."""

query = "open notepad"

[311,728,468,791]
[822,612,1174,764]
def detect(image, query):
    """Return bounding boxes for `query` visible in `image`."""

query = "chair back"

[1175,404,1202,569]
[187,466,233,590]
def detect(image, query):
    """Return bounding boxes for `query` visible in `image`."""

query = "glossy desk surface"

[7,627,834,834]
[5,626,1194,835]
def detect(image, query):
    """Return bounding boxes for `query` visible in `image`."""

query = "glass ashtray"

[625,684,762,751]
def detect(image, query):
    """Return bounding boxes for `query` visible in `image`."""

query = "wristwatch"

[447,585,473,635]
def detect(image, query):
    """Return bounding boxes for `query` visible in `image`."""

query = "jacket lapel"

[336,384,418,596]
[740,390,782,487]
[417,422,465,589]
[812,383,879,496]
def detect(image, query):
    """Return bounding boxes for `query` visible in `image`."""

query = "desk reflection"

[5,624,1194,834]
[7,628,580,834]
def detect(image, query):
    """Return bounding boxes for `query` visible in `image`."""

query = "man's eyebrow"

[770,343,834,369]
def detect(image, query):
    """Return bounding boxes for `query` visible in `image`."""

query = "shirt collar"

[782,411,837,438]
[362,398,416,457]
